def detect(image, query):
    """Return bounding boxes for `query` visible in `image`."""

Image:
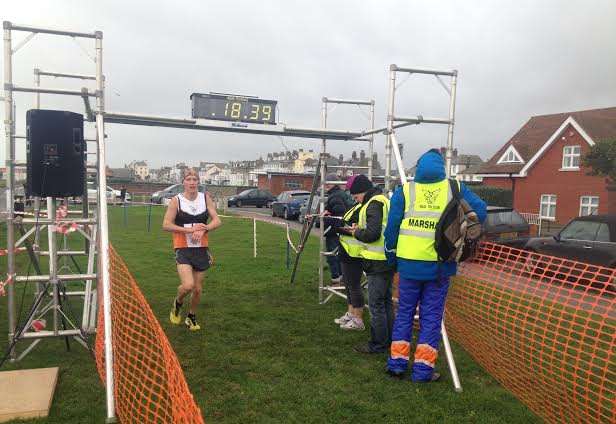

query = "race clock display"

[191,92,277,124]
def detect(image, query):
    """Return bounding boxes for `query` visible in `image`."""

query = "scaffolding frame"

[2,21,116,422]
[385,64,462,392]
[318,97,375,304]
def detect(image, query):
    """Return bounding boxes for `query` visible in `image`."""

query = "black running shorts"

[175,247,211,272]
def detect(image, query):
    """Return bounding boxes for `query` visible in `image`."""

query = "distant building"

[198,164,224,184]
[168,163,187,183]
[127,160,149,181]
[150,166,172,182]
[108,167,134,183]
[257,172,315,195]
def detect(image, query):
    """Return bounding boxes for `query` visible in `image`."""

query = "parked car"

[227,189,275,208]
[482,206,530,248]
[298,195,324,227]
[272,190,311,220]
[108,186,132,202]
[87,183,131,204]
[151,184,205,204]
[513,215,616,268]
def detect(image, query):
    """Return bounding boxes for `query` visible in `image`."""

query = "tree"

[582,139,616,182]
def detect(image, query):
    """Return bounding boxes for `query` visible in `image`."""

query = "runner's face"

[183,175,199,193]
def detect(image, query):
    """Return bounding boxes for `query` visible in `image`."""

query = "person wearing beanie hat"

[341,174,395,352]
[322,174,354,284]
[349,174,373,195]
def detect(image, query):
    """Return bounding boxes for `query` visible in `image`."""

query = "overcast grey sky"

[2,0,615,169]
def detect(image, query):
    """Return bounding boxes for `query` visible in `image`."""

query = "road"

[224,206,306,232]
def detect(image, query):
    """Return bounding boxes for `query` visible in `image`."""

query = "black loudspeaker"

[26,109,85,197]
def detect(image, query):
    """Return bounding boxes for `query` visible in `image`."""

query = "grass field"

[0,206,538,423]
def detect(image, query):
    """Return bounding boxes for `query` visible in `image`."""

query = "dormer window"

[497,145,523,164]
[562,145,580,169]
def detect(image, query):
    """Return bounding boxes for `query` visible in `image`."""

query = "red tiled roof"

[477,107,616,175]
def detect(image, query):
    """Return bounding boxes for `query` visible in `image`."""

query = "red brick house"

[257,172,315,196]
[477,107,616,225]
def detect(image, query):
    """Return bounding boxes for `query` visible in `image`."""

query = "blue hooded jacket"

[384,149,487,281]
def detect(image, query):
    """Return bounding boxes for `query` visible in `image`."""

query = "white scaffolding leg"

[387,64,462,392]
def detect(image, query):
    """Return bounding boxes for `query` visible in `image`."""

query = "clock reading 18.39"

[190,93,277,125]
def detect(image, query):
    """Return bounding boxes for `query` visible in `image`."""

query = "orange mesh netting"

[446,242,615,424]
[95,246,204,424]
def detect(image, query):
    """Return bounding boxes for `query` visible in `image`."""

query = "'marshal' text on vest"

[408,218,437,230]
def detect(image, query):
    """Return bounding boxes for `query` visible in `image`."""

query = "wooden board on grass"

[0,367,59,422]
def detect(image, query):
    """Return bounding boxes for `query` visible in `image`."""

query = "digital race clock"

[190,92,277,125]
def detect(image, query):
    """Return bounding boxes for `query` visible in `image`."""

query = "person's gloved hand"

[386,250,397,267]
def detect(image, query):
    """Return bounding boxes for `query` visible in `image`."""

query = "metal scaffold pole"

[94,31,117,422]
[318,100,327,303]
[3,22,17,359]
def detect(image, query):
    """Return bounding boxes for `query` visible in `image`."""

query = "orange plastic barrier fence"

[95,247,204,424]
[446,242,615,424]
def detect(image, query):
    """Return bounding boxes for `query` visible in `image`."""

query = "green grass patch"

[0,205,538,423]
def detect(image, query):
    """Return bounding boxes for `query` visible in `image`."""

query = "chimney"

[360,150,366,161]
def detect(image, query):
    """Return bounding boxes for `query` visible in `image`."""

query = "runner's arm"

[204,193,222,232]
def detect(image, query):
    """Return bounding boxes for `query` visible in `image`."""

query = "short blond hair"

[183,168,199,180]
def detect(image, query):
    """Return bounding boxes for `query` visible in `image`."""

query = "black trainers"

[185,313,201,331]
[354,343,384,354]
[385,366,405,380]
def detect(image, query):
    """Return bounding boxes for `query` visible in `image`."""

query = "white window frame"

[497,145,524,164]
[539,194,557,221]
[561,145,581,170]
[579,196,599,216]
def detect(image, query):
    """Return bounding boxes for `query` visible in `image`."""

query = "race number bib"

[184,224,201,248]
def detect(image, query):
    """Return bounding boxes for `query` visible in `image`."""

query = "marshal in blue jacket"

[384,149,487,281]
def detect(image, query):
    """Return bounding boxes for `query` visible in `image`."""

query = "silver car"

[298,195,325,227]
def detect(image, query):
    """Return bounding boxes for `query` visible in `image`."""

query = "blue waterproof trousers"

[387,275,450,381]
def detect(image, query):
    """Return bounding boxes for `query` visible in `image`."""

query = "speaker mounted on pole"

[26,109,86,198]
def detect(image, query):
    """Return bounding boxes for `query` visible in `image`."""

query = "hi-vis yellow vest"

[339,203,363,258]
[396,180,455,261]
[357,195,389,260]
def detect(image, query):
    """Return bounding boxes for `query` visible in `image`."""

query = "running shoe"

[185,313,201,331]
[169,298,182,325]
[334,312,353,325]
[340,317,365,331]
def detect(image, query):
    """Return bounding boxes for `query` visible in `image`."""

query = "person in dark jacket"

[323,174,352,283]
[344,175,395,352]
[333,175,366,330]
[385,149,486,381]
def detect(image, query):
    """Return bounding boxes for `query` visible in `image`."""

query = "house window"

[497,145,523,164]
[539,194,557,220]
[562,146,580,169]
[284,179,301,189]
[579,196,599,216]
